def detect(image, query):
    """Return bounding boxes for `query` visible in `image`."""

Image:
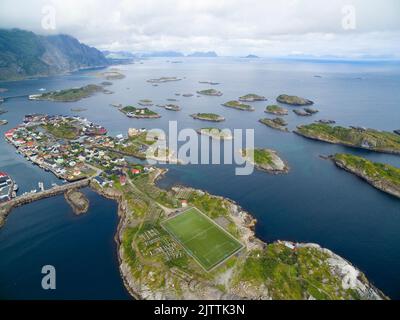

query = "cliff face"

[0,29,109,80]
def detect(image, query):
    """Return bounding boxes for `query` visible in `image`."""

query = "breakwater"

[0,178,90,228]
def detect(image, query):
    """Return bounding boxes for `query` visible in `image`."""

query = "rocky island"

[120,106,161,119]
[277,94,314,106]
[147,77,182,84]
[240,148,289,174]
[222,101,255,111]
[295,123,400,154]
[259,117,289,132]
[64,189,90,215]
[265,105,288,115]
[331,153,400,199]
[98,69,125,80]
[29,84,105,102]
[196,128,233,140]
[196,89,223,96]
[191,113,225,122]
[239,94,267,102]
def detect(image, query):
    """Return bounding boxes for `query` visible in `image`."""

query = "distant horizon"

[1,1,399,59]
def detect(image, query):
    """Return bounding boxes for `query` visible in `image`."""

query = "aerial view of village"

[0,0,399,312]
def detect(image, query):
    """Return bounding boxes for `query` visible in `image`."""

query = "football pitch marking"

[161,207,244,271]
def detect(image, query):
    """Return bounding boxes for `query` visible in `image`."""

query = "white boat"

[38,88,46,91]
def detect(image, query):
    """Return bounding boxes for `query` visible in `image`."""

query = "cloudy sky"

[1,0,399,58]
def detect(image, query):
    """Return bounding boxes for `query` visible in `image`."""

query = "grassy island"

[265,105,288,115]
[196,89,223,96]
[31,84,104,102]
[332,153,400,199]
[239,94,267,102]
[222,100,254,111]
[259,117,289,132]
[277,94,314,106]
[197,127,233,140]
[241,148,289,174]
[295,123,400,154]
[120,106,160,118]
[191,113,225,122]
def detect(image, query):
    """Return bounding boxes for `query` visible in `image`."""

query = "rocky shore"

[331,154,400,199]
[64,189,90,215]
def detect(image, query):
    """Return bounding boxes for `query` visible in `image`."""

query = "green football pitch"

[162,207,243,271]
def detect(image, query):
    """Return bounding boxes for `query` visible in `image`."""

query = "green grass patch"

[162,207,243,271]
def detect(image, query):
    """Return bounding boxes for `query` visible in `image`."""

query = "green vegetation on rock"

[196,89,223,96]
[277,94,313,106]
[222,100,255,111]
[265,105,288,115]
[34,84,104,102]
[191,113,225,122]
[332,153,400,198]
[233,243,363,300]
[296,123,400,154]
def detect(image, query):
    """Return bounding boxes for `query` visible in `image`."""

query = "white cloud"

[0,0,399,57]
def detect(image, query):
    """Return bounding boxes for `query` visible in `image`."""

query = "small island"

[98,69,125,80]
[161,104,181,111]
[295,123,400,154]
[331,153,400,199]
[64,189,90,215]
[199,81,220,85]
[120,106,161,119]
[222,100,255,111]
[277,94,314,106]
[196,89,223,96]
[240,148,289,174]
[190,113,225,122]
[138,99,154,106]
[293,109,312,116]
[29,84,105,102]
[147,77,182,84]
[259,117,289,132]
[239,94,267,102]
[265,105,288,115]
[197,128,233,140]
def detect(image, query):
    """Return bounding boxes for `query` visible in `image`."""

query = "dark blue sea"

[0,58,399,299]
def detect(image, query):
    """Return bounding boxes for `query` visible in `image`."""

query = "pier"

[0,178,90,228]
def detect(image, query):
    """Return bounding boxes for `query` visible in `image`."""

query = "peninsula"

[240,148,289,174]
[191,113,225,122]
[277,94,314,106]
[295,123,400,154]
[331,153,400,199]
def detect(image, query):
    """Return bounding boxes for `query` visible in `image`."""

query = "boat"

[38,88,46,91]
[13,184,19,192]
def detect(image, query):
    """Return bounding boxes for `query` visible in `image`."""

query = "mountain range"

[0,29,109,80]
